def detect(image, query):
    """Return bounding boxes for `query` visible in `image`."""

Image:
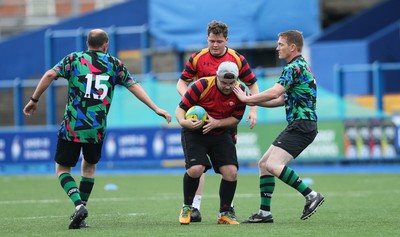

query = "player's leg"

[79,142,102,204]
[190,173,204,222]
[180,165,203,224]
[268,123,324,220]
[216,164,239,224]
[210,134,239,224]
[57,165,80,206]
[268,148,324,220]
[179,130,209,224]
[55,139,83,207]
[79,160,95,204]
[54,139,88,229]
[242,145,275,224]
[77,142,102,228]
[77,159,96,228]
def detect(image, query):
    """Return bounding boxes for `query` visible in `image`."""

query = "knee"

[264,160,280,176]
[265,162,274,174]
[187,165,205,178]
[258,159,268,171]
[226,172,237,181]
[82,162,96,177]
[220,165,237,181]
[56,163,71,177]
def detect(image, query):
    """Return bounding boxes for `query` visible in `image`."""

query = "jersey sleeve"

[237,54,257,86]
[113,56,137,88]
[179,51,200,82]
[277,64,297,90]
[178,79,207,111]
[52,53,75,79]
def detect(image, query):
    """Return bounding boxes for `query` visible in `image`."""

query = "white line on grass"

[2,189,398,206]
[3,212,146,221]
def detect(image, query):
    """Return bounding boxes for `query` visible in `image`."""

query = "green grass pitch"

[1,173,399,237]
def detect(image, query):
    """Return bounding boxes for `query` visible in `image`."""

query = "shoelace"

[182,206,191,217]
[224,211,237,220]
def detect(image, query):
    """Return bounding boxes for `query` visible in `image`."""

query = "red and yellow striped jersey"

[179,47,257,87]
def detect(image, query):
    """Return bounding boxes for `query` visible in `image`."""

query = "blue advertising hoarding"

[1,119,399,174]
[0,126,184,171]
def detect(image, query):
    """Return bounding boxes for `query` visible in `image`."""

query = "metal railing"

[334,61,400,118]
[1,67,282,127]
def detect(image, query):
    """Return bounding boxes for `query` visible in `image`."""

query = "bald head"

[87,29,109,51]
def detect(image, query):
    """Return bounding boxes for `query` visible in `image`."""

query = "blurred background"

[0,0,399,174]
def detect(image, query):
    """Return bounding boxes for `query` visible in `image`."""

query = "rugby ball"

[185,106,207,126]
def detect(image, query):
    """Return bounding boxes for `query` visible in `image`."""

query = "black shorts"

[272,120,318,158]
[54,138,103,167]
[181,129,239,174]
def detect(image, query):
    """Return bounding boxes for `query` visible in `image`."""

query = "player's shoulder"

[236,81,246,90]
[65,51,82,59]
[226,48,242,57]
[198,76,215,84]
[192,48,209,58]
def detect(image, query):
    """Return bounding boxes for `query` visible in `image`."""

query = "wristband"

[30,96,39,103]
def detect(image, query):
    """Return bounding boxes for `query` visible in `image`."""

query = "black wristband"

[30,96,39,103]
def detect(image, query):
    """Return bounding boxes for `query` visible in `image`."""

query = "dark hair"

[278,30,304,52]
[222,73,236,79]
[87,30,109,48]
[207,20,228,38]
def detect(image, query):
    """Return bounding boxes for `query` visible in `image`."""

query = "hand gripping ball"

[185,106,207,126]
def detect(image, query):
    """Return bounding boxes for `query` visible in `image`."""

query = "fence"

[334,61,400,118]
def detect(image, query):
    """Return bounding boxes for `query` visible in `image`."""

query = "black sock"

[219,179,237,212]
[183,172,200,206]
[79,176,95,204]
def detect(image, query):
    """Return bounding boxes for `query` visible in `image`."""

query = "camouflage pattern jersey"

[53,50,136,143]
[277,55,317,122]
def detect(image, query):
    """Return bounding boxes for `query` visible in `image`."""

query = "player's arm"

[246,82,259,128]
[23,69,57,116]
[176,79,190,96]
[127,83,171,123]
[175,105,203,130]
[202,115,240,134]
[256,94,284,107]
[234,83,285,106]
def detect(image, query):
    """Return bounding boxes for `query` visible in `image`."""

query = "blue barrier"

[334,61,400,118]
[0,126,183,167]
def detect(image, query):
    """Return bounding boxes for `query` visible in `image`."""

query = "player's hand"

[247,110,257,129]
[202,115,219,134]
[23,101,38,116]
[155,108,172,123]
[181,118,203,130]
[233,85,248,102]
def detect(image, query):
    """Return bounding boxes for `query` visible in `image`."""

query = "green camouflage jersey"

[53,50,137,143]
[277,55,317,122]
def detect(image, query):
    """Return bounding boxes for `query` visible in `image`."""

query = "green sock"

[79,176,95,203]
[278,166,311,196]
[59,173,82,206]
[260,175,275,211]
